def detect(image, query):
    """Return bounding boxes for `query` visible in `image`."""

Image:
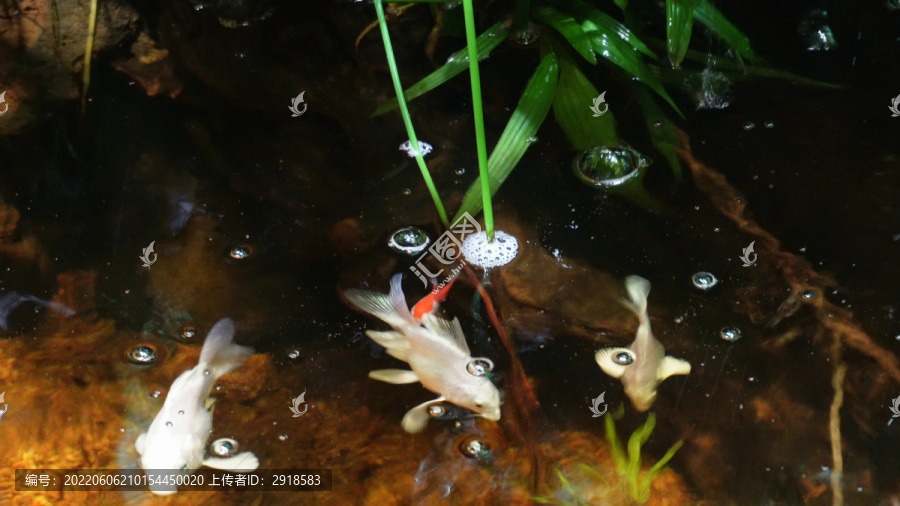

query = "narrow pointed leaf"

[634,85,682,179]
[453,52,559,221]
[534,6,596,64]
[372,21,509,116]
[568,0,655,58]
[666,0,693,68]
[551,40,618,150]
[693,0,760,63]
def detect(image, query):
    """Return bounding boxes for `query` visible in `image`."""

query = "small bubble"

[402,188,412,196]
[743,122,755,131]
[692,272,718,291]
[674,316,684,324]
[720,327,742,342]
[460,438,491,459]
[288,349,301,359]
[278,434,289,441]
[181,325,196,339]
[229,245,252,260]
[652,121,663,128]
[388,227,430,255]
[802,291,815,300]
[166,421,173,427]
[799,246,807,253]
[764,121,775,129]
[613,351,634,365]
[178,410,185,415]
[455,168,466,175]
[204,369,211,376]
[466,358,494,376]
[748,376,757,383]
[428,405,446,417]
[150,390,161,399]
[128,345,158,364]
[210,438,239,457]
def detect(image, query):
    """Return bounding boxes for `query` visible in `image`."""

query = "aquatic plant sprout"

[373,0,449,227]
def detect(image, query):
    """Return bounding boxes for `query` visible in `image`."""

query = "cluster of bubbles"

[461,231,519,268]
[689,68,732,110]
[398,140,433,158]
[573,145,650,188]
[798,10,837,51]
[388,227,430,256]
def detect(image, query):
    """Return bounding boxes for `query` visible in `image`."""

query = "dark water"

[1,0,899,504]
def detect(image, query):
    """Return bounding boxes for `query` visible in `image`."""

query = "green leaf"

[371,21,509,117]
[665,0,693,68]
[550,39,618,150]
[639,439,683,502]
[693,0,760,63]
[604,410,628,475]
[534,6,596,64]
[568,0,655,58]
[634,84,682,180]
[453,51,559,222]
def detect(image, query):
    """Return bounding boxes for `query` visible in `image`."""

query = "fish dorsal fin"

[658,356,692,380]
[344,274,416,328]
[420,314,470,355]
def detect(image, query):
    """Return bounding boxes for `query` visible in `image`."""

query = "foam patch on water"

[461,231,518,268]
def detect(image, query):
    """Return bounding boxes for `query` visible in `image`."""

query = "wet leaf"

[453,52,559,222]
[568,0,655,58]
[534,5,596,64]
[693,0,760,63]
[550,39,618,150]
[371,21,509,117]
[634,85,682,179]
[665,0,693,68]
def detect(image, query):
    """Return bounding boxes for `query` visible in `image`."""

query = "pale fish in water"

[345,274,501,433]
[135,318,258,495]
[595,275,691,411]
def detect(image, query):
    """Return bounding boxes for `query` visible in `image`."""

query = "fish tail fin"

[622,275,651,320]
[198,318,253,379]
[344,273,415,328]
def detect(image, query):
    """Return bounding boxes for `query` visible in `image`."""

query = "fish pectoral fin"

[401,397,445,434]
[594,347,632,379]
[135,433,146,455]
[658,356,692,380]
[365,330,411,361]
[369,369,420,384]
[205,396,216,411]
[203,452,259,472]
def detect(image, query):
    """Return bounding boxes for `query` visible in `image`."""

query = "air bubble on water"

[278,434,289,441]
[210,438,239,458]
[802,291,816,300]
[128,345,158,364]
[402,188,412,196]
[460,438,491,459]
[229,245,252,260]
[512,23,541,46]
[166,421,173,427]
[799,10,838,51]
[743,122,755,131]
[204,369,211,376]
[720,327,742,342]
[652,121,663,128]
[181,325,196,339]
[178,410,185,415]
[288,349,301,359]
[466,358,494,376]
[613,351,634,365]
[455,168,466,175]
[689,68,732,110]
[764,122,775,129]
[150,390,161,399]
[388,227,430,256]
[692,272,718,291]
[573,145,650,188]
[399,140,433,158]
[428,405,446,417]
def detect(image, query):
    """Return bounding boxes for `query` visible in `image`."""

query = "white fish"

[345,274,501,433]
[595,276,691,412]
[135,318,258,495]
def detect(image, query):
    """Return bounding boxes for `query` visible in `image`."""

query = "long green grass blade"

[665,0,693,68]
[461,0,493,238]
[568,0,655,58]
[693,0,760,63]
[535,6,596,64]
[550,39,618,150]
[604,410,628,475]
[639,439,683,502]
[633,85,681,179]
[372,21,509,117]
[374,0,449,226]
[453,52,559,222]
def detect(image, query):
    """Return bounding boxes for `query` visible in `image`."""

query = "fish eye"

[475,402,484,409]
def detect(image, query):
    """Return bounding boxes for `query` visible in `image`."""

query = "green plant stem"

[461,0,493,240]
[374,0,449,227]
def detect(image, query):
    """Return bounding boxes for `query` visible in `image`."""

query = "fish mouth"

[480,409,501,422]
